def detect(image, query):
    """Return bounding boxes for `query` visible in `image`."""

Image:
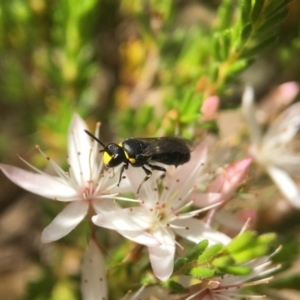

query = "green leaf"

[212,33,222,61]
[213,255,235,268]
[240,23,252,43]
[243,33,278,58]
[265,0,291,16]
[180,113,200,123]
[217,0,234,29]
[198,244,223,264]
[251,0,265,21]
[220,29,231,60]
[186,240,209,261]
[226,231,256,254]
[173,257,188,272]
[189,267,215,278]
[209,63,219,82]
[240,0,252,25]
[226,59,250,75]
[256,233,277,245]
[179,89,194,112]
[256,9,288,36]
[165,280,185,292]
[231,245,270,263]
[219,265,252,275]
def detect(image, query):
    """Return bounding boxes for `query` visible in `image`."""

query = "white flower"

[242,86,300,208]
[92,143,231,281]
[81,239,107,300]
[0,114,130,243]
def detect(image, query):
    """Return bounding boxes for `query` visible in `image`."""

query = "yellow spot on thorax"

[121,142,136,164]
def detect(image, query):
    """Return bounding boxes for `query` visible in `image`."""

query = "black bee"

[84,130,192,193]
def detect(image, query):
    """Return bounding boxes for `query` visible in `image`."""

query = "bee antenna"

[84,129,106,148]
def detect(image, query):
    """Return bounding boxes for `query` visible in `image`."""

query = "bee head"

[84,129,125,168]
[102,143,126,167]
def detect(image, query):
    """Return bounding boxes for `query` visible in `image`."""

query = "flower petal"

[207,158,252,202]
[173,218,231,245]
[92,207,150,231]
[0,164,77,201]
[118,229,160,246]
[264,102,300,147]
[148,228,175,281]
[257,82,299,123]
[92,207,160,246]
[161,143,208,208]
[201,96,220,121]
[242,86,262,145]
[267,166,300,208]
[192,192,223,207]
[68,114,92,185]
[92,198,120,214]
[81,239,107,300]
[41,201,89,243]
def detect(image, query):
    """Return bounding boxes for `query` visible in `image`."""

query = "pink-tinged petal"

[192,192,223,207]
[173,218,231,245]
[81,239,107,300]
[257,82,299,123]
[92,207,151,231]
[242,86,262,145]
[264,102,300,146]
[41,201,89,243]
[0,164,77,201]
[148,228,175,281]
[206,158,252,202]
[275,82,299,105]
[68,114,92,185]
[201,96,220,121]
[267,166,300,209]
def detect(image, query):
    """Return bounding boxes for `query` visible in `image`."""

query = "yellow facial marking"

[103,152,113,166]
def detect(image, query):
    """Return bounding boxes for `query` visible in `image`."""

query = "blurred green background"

[1,0,300,299]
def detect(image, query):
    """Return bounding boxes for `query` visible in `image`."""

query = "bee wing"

[139,137,193,157]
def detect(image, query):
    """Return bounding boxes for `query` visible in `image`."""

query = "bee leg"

[137,166,153,193]
[147,163,166,180]
[117,163,128,187]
